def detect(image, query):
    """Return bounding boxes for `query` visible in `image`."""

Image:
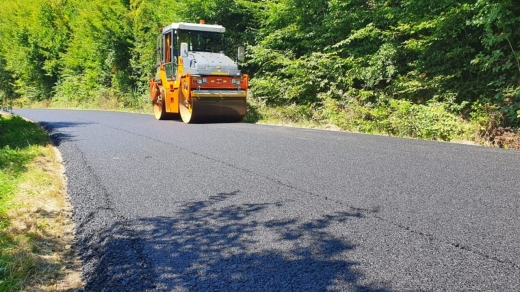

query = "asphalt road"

[15,109,520,291]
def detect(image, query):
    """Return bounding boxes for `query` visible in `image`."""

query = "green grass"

[0,114,50,290]
[245,97,478,143]
[0,115,48,213]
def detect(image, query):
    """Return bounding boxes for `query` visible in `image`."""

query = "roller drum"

[180,90,247,123]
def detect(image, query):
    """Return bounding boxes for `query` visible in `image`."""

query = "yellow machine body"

[149,22,248,123]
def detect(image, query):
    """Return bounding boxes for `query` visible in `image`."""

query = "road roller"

[149,21,248,123]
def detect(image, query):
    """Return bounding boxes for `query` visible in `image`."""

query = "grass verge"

[245,98,475,140]
[245,97,520,149]
[0,113,83,291]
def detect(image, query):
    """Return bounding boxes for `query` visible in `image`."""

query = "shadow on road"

[39,121,95,146]
[78,191,389,291]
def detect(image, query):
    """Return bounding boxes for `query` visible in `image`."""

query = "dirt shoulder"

[15,147,83,291]
[0,113,83,291]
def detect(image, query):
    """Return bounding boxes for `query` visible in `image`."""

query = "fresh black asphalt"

[15,109,520,291]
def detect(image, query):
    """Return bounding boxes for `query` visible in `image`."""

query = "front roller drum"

[153,86,180,120]
[179,92,247,124]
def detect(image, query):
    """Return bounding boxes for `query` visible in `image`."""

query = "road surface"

[15,109,520,291]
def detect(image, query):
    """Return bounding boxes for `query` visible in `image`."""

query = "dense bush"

[0,0,519,142]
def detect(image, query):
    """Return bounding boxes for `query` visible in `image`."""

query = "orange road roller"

[149,21,248,123]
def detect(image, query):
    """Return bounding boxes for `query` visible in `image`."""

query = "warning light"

[200,19,205,24]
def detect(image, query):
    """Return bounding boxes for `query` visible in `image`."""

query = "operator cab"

[156,22,240,80]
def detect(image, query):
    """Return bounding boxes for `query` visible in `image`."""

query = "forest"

[0,0,519,147]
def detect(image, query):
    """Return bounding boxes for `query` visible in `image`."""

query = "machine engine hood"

[183,51,241,76]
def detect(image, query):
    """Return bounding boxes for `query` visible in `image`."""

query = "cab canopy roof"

[162,22,226,33]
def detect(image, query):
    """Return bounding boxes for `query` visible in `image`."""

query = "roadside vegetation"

[0,0,519,148]
[0,114,82,291]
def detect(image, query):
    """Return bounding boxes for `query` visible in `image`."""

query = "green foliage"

[247,95,474,141]
[385,100,471,140]
[0,0,519,141]
[0,56,17,103]
[248,49,354,105]
[247,0,520,135]
[0,0,71,101]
